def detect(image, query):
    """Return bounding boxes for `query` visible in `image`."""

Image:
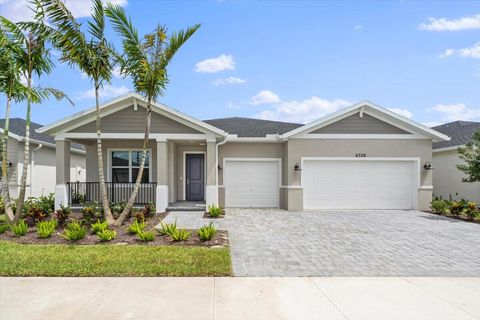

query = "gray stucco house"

[38,93,449,212]
[432,121,480,203]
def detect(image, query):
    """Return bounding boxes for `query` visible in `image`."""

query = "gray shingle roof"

[432,121,480,149]
[204,117,303,137]
[0,118,84,151]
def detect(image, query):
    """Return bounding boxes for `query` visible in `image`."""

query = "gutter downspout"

[215,134,228,188]
[30,144,43,197]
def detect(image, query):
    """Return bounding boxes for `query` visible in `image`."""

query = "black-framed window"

[111,150,150,182]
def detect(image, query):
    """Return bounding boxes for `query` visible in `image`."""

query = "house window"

[111,150,150,183]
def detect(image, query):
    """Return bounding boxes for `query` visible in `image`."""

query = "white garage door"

[224,159,280,207]
[302,159,417,210]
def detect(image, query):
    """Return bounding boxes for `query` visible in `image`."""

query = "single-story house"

[432,121,480,203]
[37,93,449,211]
[0,118,86,198]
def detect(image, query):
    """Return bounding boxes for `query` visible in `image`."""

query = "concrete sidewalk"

[1,277,479,320]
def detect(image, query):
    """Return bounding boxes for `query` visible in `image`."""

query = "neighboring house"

[432,121,480,203]
[0,118,86,198]
[37,93,449,211]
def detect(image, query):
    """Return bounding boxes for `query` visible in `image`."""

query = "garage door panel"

[225,160,279,208]
[303,160,415,210]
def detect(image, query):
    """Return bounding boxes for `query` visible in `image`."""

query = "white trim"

[280,185,303,189]
[107,148,152,182]
[38,93,227,137]
[293,133,429,140]
[433,145,463,153]
[226,134,284,143]
[300,157,421,210]
[182,151,207,201]
[56,132,209,141]
[55,184,68,210]
[281,100,450,142]
[223,157,282,208]
[419,185,434,190]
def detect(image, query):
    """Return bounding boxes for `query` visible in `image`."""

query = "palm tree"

[106,4,199,226]
[0,13,72,222]
[40,0,116,224]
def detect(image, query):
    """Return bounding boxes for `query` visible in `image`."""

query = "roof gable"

[282,100,450,142]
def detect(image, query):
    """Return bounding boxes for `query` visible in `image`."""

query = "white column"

[55,139,70,209]
[156,139,169,212]
[205,141,218,206]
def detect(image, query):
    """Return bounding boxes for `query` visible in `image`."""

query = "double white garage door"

[223,158,418,209]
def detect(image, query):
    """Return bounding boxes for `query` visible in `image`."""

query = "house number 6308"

[355,153,366,158]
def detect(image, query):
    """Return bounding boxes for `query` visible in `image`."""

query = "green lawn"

[0,241,232,276]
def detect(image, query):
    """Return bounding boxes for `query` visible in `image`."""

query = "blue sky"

[1,0,480,127]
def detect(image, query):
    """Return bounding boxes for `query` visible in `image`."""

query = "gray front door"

[186,154,204,201]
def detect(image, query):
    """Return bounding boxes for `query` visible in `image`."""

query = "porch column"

[156,139,169,212]
[55,139,70,210]
[206,141,218,206]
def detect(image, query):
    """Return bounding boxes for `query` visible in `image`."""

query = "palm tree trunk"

[95,82,114,224]
[15,78,32,222]
[2,96,15,223]
[114,98,152,226]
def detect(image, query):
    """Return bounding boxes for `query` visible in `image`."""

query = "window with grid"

[111,150,150,183]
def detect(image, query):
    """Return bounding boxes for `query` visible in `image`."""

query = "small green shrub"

[137,230,155,242]
[91,220,108,234]
[157,220,177,236]
[430,198,450,214]
[97,229,117,242]
[142,203,156,218]
[0,223,9,234]
[55,204,71,225]
[198,223,217,241]
[82,204,101,225]
[37,220,58,238]
[133,210,144,222]
[170,228,191,241]
[449,201,464,215]
[62,221,86,241]
[111,201,128,219]
[462,202,478,220]
[207,204,223,218]
[9,219,28,237]
[128,219,145,234]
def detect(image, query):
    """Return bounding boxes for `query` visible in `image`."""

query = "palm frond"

[88,0,105,42]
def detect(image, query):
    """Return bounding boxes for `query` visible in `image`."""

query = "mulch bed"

[423,210,480,225]
[0,212,229,247]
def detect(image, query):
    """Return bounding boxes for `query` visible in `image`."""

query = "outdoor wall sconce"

[294,163,302,172]
[218,165,223,171]
[423,161,433,170]
[7,161,12,168]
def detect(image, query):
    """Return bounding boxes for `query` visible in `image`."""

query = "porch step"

[166,201,206,212]
[166,206,206,212]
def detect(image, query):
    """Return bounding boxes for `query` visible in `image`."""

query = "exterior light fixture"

[423,161,433,170]
[294,163,301,172]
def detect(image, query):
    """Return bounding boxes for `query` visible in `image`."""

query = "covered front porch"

[55,136,218,212]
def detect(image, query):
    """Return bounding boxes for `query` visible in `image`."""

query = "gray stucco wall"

[311,113,411,134]
[432,150,480,203]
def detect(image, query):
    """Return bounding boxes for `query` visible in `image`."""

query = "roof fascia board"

[433,145,463,153]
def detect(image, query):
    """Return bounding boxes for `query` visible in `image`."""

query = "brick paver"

[162,209,480,276]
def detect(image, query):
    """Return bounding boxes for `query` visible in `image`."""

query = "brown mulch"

[423,210,480,225]
[0,212,229,247]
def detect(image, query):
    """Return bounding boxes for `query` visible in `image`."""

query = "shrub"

[450,200,468,216]
[82,204,99,225]
[37,193,55,214]
[91,220,108,234]
[0,223,9,234]
[198,223,217,241]
[157,220,177,236]
[137,230,155,242]
[37,220,58,238]
[111,202,128,219]
[27,204,49,222]
[207,204,223,218]
[142,203,156,218]
[97,229,117,242]
[128,219,145,234]
[9,219,28,237]
[62,221,86,241]
[55,204,71,225]
[430,198,450,214]
[133,210,145,222]
[170,228,191,241]
[462,202,478,220]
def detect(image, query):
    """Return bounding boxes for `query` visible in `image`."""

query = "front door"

[186,153,204,201]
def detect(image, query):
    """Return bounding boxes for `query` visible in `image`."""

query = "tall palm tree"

[1,13,72,222]
[106,4,199,226]
[40,0,116,224]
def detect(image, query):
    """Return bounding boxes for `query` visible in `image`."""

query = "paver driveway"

[162,209,480,276]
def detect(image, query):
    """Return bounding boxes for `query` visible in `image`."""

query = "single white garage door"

[224,159,280,207]
[302,159,417,210]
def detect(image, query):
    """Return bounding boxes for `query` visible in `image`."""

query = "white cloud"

[0,0,127,22]
[213,76,246,86]
[195,54,235,73]
[250,90,281,106]
[440,43,480,59]
[226,102,241,109]
[429,103,480,122]
[388,108,413,119]
[419,14,480,31]
[353,25,362,30]
[75,84,130,100]
[256,96,352,123]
